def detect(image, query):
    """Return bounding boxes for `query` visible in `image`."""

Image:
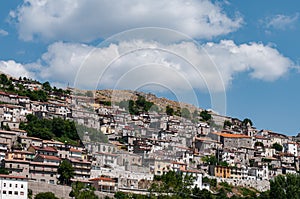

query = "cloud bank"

[10,0,242,42]
[1,40,294,93]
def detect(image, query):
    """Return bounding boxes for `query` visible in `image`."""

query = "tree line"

[20,114,108,145]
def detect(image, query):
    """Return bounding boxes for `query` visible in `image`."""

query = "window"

[21,184,24,188]
[20,192,24,195]
[3,183,6,187]
[9,191,12,195]
[3,190,6,194]
[15,184,18,188]
[9,184,12,187]
[14,191,18,195]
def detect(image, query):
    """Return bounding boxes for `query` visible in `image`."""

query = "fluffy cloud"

[264,13,299,30]
[0,60,34,78]
[10,0,242,42]
[15,40,292,94]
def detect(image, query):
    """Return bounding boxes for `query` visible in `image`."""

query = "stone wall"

[216,178,270,192]
[28,181,114,199]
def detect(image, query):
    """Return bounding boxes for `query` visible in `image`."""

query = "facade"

[215,133,253,149]
[0,174,28,199]
[68,158,91,180]
[89,177,117,192]
[210,165,231,178]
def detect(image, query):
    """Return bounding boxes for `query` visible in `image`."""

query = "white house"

[284,142,298,157]
[0,174,28,199]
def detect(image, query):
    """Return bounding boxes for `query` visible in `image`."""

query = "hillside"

[95,89,202,114]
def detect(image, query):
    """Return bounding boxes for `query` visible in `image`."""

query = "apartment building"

[0,174,28,199]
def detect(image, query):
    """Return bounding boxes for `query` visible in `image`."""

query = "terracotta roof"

[38,146,57,152]
[19,136,42,141]
[68,158,91,164]
[37,154,61,161]
[0,174,27,180]
[214,132,250,138]
[255,135,268,140]
[11,150,34,155]
[43,140,64,145]
[30,162,59,166]
[4,159,30,163]
[70,148,82,153]
[89,177,115,182]
[171,161,187,165]
[195,137,218,142]
[0,130,18,135]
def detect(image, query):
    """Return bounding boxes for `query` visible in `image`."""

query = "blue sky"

[0,0,299,135]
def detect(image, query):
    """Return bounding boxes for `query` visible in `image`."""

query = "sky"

[0,0,299,135]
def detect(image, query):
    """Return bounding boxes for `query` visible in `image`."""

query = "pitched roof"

[213,132,250,138]
[70,148,82,153]
[0,174,27,180]
[89,177,115,182]
[37,154,61,161]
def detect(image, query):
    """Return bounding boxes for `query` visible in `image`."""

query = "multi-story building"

[0,174,28,199]
[284,142,298,157]
[213,132,253,149]
[68,158,91,180]
[29,154,61,184]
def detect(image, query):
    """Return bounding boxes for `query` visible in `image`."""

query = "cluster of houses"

[1,79,300,196]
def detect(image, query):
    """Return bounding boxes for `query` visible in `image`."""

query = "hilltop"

[95,89,202,114]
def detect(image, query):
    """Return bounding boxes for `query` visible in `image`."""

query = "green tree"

[216,188,228,199]
[28,189,33,199]
[0,74,10,86]
[181,108,191,119]
[128,100,139,115]
[202,177,217,188]
[201,155,217,165]
[255,142,264,147]
[242,118,253,127]
[119,100,129,110]
[269,173,300,199]
[70,181,99,199]
[35,192,59,199]
[20,114,86,144]
[192,187,213,199]
[258,190,270,199]
[149,104,159,113]
[272,142,283,152]
[114,192,129,199]
[149,171,195,198]
[86,90,94,97]
[200,110,211,122]
[0,167,9,174]
[166,105,174,116]
[42,81,52,92]
[223,120,232,129]
[58,160,74,185]
[192,110,199,118]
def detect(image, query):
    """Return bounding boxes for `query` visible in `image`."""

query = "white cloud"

[10,0,243,42]
[18,40,293,93]
[0,60,34,78]
[0,29,8,36]
[264,13,299,30]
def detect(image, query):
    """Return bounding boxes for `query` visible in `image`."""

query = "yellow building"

[214,165,231,178]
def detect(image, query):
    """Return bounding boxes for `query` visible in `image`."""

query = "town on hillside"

[0,73,300,198]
